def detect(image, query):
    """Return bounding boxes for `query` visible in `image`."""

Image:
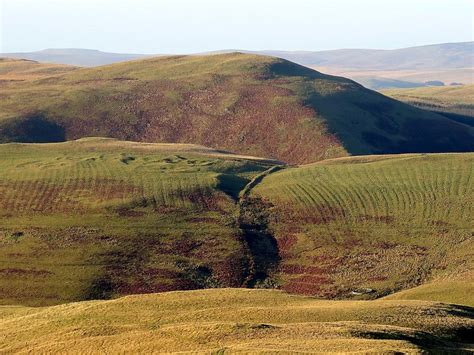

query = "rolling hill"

[0,138,278,306]
[4,42,471,89]
[0,139,472,308]
[383,85,474,123]
[0,57,78,81]
[4,42,471,71]
[1,289,473,353]
[1,53,473,164]
[251,153,474,303]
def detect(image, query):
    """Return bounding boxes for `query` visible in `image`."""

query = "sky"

[1,0,473,53]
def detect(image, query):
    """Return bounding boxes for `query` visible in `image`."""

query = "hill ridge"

[1,53,473,164]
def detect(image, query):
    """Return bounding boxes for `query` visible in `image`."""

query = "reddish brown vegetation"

[276,205,346,227]
[277,234,298,257]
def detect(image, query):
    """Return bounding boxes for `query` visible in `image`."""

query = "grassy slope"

[252,154,474,304]
[383,85,474,130]
[1,54,473,164]
[1,288,473,353]
[383,85,474,118]
[1,141,472,307]
[384,280,474,306]
[0,138,276,306]
[0,58,77,80]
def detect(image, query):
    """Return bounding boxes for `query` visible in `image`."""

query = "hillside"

[1,54,473,164]
[0,138,277,305]
[383,85,474,125]
[251,153,474,302]
[0,139,472,307]
[1,289,473,353]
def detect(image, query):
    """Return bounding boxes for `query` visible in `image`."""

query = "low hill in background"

[0,48,148,67]
[258,42,474,89]
[2,42,472,89]
[1,54,473,164]
[260,42,473,71]
[4,42,471,70]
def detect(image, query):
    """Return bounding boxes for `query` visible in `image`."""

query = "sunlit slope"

[1,141,472,307]
[383,85,474,119]
[0,57,77,80]
[1,289,473,353]
[1,54,473,163]
[0,138,274,306]
[252,153,474,302]
[384,279,474,306]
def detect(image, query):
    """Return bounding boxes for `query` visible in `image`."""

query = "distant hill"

[1,53,473,164]
[353,77,428,90]
[257,42,474,89]
[0,48,149,66]
[4,42,472,70]
[259,42,473,70]
[2,42,472,89]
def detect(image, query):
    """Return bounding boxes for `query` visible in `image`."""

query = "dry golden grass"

[0,58,77,81]
[1,288,473,353]
[382,85,474,117]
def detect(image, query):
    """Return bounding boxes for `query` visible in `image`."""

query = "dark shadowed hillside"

[0,53,473,164]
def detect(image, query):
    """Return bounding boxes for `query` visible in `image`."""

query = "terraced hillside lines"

[0,139,275,306]
[1,289,473,353]
[1,54,473,164]
[252,153,474,302]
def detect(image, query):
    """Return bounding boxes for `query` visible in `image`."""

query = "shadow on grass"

[0,113,65,143]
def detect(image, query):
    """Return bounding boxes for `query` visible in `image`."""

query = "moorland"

[0,50,473,353]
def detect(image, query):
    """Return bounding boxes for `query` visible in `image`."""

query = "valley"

[0,139,472,312]
[0,40,473,353]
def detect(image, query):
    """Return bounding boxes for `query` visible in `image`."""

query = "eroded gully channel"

[236,166,284,288]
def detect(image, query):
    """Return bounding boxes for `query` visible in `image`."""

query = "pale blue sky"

[1,0,473,53]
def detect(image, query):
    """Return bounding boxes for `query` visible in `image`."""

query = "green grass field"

[383,85,474,120]
[1,139,472,308]
[1,288,473,353]
[252,154,474,303]
[0,140,473,352]
[0,138,278,305]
